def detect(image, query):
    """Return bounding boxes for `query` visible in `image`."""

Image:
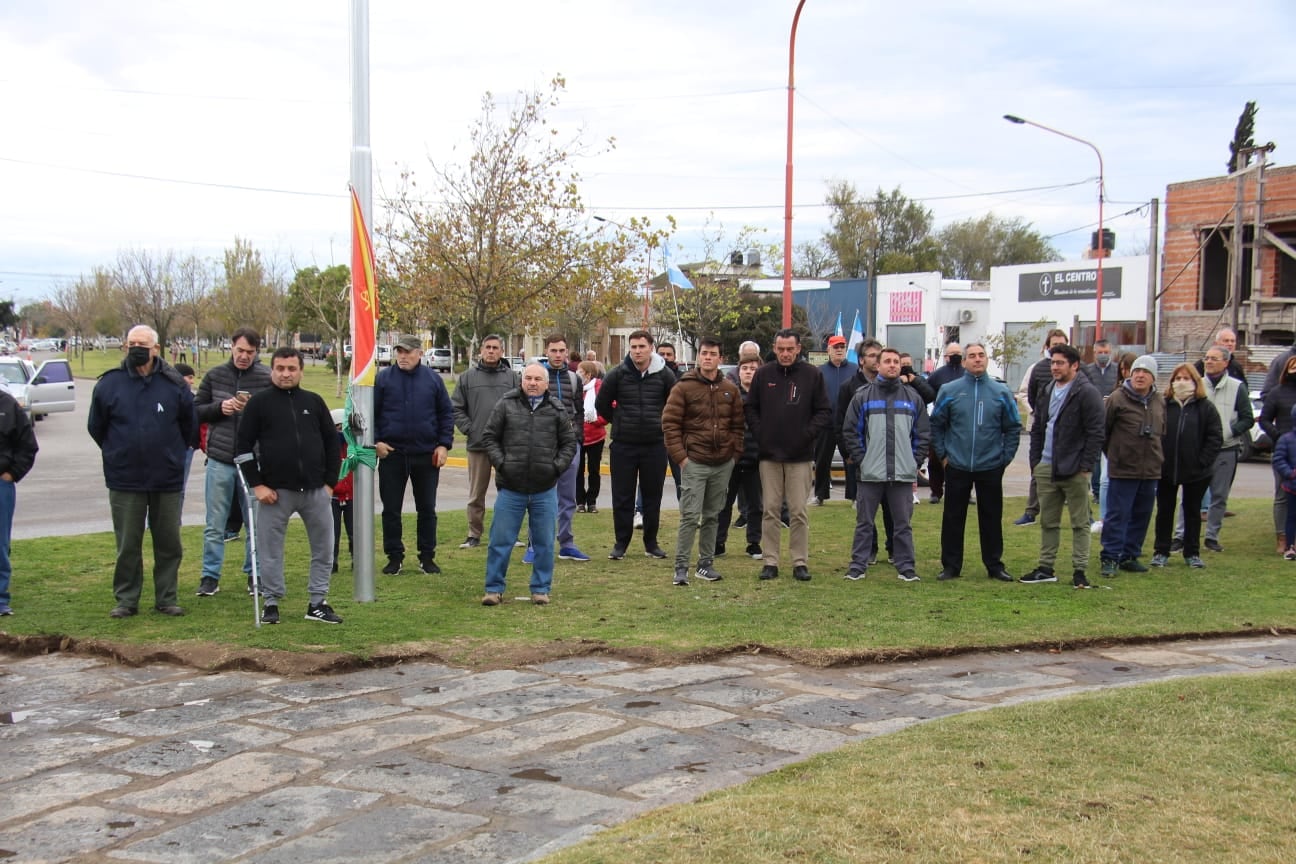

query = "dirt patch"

[1,628,1287,677]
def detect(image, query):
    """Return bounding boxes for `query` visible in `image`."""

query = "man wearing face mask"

[924,342,964,504]
[1082,338,1119,502]
[88,325,196,619]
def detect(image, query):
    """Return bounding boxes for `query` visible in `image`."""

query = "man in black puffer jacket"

[193,327,272,598]
[479,364,577,606]
[595,329,676,560]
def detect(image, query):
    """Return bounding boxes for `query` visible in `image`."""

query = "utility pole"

[1146,198,1159,351]
[1229,153,1245,339]
[1251,145,1274,329]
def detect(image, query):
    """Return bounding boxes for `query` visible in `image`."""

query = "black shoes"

[382,559,403,575]
[305,603,343,624]
[793,565,811,582]
[1204,539,1223,552]
[1118,558,1149,573]
[645,546,667,559]
[758,565,779,580]
[673,567,689,586]
[459,537,481,549]
[1020,567,1057,584]
[195,577,219,596]
[745,543,762,559]
[695,565,723,582]
[938,569,961,581]
[608,545,627,560]
[1072,570,1091,589]
[420,557,441,575]
[988,570,1014,583]
[109,606,137,619]
[261,604,280,625]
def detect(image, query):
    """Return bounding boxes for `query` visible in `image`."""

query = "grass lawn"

[541,670,1296,863]
[3,497,1291,669]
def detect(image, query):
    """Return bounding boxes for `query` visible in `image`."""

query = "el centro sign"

[1018,267,1122,302]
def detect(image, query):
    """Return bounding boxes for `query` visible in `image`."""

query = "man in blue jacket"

[929,342,1021,583]
[375,335,454,575]
[87,325,195,619]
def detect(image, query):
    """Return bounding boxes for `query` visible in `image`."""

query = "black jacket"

[746,359,832,462]
[236,385,340,491]
[595,354,676,444]
[88,358,196,493]
[835,370,872,458]
[1028,373,1105,480]
[1161,396,1223,486]
[0,389,37,482]
[1026,356,1055,413]
[194,358,272,463]
[483,388,577,494]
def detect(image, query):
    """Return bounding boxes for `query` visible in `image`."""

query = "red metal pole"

[783,0,807,329]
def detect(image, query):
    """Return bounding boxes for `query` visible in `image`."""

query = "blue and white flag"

[845,310,864,363]
[834,311,844,338]
[662,241,694,291]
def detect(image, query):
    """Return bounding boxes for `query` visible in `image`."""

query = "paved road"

[0,635,1291,863]
[12,378,1283,541]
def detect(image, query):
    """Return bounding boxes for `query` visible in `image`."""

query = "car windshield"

[0,364,29,385]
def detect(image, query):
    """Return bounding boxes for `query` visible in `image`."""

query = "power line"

[0,156,344,199]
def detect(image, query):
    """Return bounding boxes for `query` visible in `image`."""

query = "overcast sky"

[2,0,1293,307]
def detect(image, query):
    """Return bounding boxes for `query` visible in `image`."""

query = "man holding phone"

[193,327,272,597]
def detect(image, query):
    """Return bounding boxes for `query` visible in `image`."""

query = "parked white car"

[423,348,452,372]
[0,357,76,418]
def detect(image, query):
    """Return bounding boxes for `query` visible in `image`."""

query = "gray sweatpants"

[255,486,334,605]
[852,481,916,573]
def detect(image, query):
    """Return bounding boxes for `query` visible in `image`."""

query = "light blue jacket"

[929,371,1021,472]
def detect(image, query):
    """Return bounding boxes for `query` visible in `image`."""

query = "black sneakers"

[645,546,667,559]
[1020,567,1057,584]
[1072,570,1091,589]
[608,545,627,560]
[305,603,342,624]
[195,577,220,596]
[381,559,403,575]
[420,557,441,575]
[459,537,481,549]
[261,604,280,625]
[745,543,762,559]
[673,567,689,586]
[937,569,961,581]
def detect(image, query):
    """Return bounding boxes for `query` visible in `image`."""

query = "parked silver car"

[0,357,76,418]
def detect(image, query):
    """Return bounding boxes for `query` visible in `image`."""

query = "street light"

[782,0,808,329]
[593,215,652,327]
[1003,114,1107,340]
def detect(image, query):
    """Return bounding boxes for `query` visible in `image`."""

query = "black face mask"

[127,346,152,367]
[947,354,963,366]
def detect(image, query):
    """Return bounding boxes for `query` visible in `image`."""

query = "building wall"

[1161,165,1296,342]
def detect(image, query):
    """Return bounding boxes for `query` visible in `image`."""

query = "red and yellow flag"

[349,185,379,386]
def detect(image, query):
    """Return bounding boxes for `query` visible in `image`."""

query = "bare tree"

[173,254,213,368]
[112,248,182,348]
[209,237,284,343]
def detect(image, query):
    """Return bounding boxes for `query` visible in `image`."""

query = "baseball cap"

[827,335,847,347]
[395,334,421,351]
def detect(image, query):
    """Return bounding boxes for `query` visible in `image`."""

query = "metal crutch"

[233,452,262,629]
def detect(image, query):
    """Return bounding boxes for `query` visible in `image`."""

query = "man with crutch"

[236,348,342,625]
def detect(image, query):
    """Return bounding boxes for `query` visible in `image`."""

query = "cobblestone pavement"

[2,635,1293,863]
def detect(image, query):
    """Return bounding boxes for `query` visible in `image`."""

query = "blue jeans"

[487,487,557,596]
[0,478,14,605]
[201,459,251,582]
[1102,477,1157,562]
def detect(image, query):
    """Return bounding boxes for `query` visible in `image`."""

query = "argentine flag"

[662,241,695,290]
[845,310,864,363]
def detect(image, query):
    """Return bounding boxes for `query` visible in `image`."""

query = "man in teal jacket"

[929,342,1022,583]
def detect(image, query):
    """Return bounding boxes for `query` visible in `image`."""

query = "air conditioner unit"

[958,308,976,324]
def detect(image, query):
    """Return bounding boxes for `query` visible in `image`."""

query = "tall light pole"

[593,216,652,327]
[782,0,807,329]
[1004,114,1106,340]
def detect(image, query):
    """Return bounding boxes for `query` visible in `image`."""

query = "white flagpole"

[349,0,375,601]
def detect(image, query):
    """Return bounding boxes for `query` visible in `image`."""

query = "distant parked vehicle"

[0,356,76,418]
[376,345,393,366]
[505,356,526,371]
[1243,392,1271,462]
[423,347,452,372]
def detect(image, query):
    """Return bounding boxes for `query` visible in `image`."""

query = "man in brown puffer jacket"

[662,337,744,586]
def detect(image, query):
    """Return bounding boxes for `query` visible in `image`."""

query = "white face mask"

[1172,380,1195,400]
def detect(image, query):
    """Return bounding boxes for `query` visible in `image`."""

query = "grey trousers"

[674,459,734,569]
[852,481,916,573]
[255,486,334,605]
